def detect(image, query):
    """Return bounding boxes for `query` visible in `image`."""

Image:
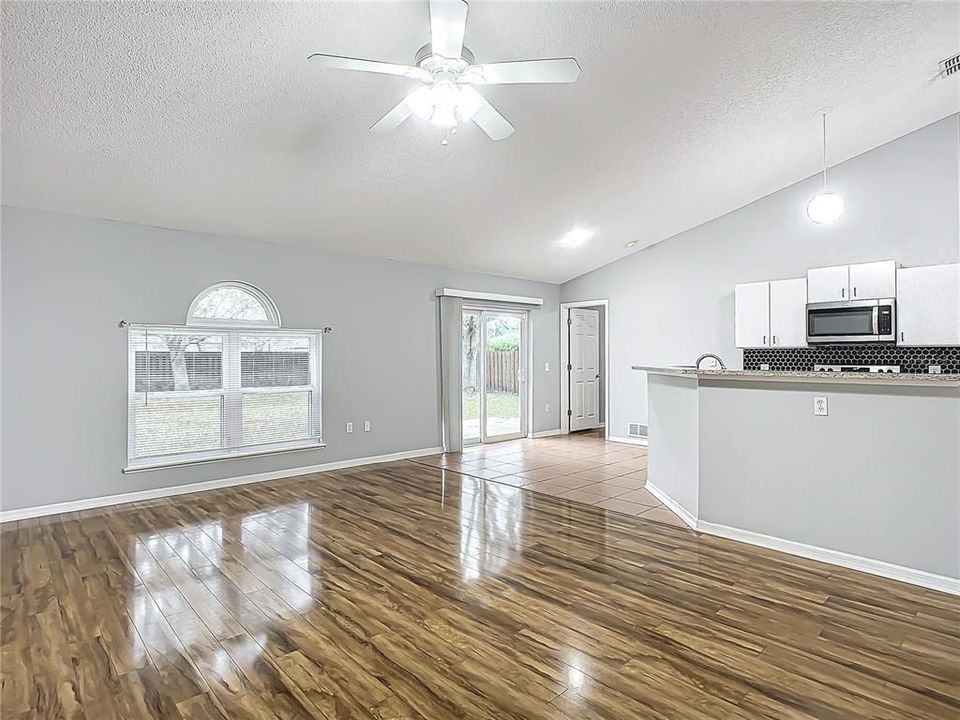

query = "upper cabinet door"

[897,264,960,346]
[849,260,896,300]
[769,278,808,347]
[735,281,770,348]
[807,265,850,302]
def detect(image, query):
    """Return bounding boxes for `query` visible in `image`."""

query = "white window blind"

[127,325,322,470]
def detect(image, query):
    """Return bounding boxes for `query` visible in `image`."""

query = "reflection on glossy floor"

[3,450,959,718]
[421,430,685,526]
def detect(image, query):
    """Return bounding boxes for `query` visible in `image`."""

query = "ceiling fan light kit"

[308,0,580,142]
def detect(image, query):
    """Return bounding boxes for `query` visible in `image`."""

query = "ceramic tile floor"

[415,430,687,528]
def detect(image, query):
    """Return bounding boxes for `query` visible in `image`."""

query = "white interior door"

[568,308,600,431]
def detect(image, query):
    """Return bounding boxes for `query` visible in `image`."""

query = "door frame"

[559,299,609,438]
[462,305,530,445]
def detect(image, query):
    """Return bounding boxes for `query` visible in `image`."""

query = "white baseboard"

[641,481,959,596]
[644,481,697,530]
[530,428,563,438]
[607,435,648,447]
[0,446,443,523]
[696,520,960,597]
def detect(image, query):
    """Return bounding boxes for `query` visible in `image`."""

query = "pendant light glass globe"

[807,192,844,224]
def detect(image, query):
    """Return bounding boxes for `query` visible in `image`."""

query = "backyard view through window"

[462,310,523,443]
[127,283,321,468]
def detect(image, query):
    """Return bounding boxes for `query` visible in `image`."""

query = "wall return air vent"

[627,423,648,438]
[939,53,960,78]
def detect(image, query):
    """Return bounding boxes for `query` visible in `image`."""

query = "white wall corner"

[644,481,697,529]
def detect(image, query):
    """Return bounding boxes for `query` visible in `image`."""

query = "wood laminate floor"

[2,433,959,719]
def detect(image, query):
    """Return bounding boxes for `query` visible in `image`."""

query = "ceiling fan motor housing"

[416,43,475,69]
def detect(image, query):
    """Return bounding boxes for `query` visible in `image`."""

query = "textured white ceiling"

[3,1,958,283]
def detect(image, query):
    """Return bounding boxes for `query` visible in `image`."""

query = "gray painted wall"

[561,114,960,435]
[697,380,960,578]
[647,374,699,518]
[0,207,561,511]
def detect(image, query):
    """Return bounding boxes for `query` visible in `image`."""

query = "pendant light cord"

[821,111,828,192]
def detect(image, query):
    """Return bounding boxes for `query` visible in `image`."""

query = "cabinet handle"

[773,335,778,345]
[841,287,845,298]
[853,286,857,297]
[900,331,905,343]
[763,335,767,346]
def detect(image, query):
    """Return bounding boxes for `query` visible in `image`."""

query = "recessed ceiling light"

[557,227,594,248]
[625,241,638,248]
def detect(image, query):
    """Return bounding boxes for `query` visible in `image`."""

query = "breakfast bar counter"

[634,365,960,593]
[630,365,960,387]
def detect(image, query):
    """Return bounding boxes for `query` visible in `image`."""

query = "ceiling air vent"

[939,53,960,78]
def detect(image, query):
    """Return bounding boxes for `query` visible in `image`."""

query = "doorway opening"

[461,307,528,445]
[559,300,609,437]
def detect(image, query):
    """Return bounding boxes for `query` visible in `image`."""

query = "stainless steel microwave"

[806,299,896,344]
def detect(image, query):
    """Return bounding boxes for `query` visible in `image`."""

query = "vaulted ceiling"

[3,1,958,283]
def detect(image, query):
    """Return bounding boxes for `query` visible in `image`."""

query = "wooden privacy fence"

[485,350,519,393]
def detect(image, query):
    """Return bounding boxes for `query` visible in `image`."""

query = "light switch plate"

[346,422,353,434]
[545,403,551,413]
[813,396,829,416]
[363,420,371,432]
[544,362,550,372]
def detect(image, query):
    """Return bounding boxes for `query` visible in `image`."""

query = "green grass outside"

[133,392,310,457]
[462,391,520,420]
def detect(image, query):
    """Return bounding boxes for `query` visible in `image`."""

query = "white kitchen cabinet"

[808,261,896,303]
[807,265,850,302]
[735,282,770,348]
[769,278,808,347]
[849,260,897,300]
[897,263,960,346]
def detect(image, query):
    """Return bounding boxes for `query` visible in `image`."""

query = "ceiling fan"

[308,0,580,141]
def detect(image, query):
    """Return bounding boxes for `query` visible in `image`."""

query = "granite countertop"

[630,365,960,387]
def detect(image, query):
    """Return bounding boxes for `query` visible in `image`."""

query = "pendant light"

[807,109,844,224]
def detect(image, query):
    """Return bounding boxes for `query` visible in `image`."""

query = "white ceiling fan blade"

[464,58,581,85]
[429,0,468,60]
[308,53,429,81]
[470,94,514,141]
[370,98,414,133]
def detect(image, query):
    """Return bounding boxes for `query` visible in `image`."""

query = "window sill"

[124,441,326,473]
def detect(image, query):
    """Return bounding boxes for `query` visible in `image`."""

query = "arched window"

[126,282,323,470]
[186,281,281,327]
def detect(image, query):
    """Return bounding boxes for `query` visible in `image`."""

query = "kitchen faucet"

[695,353,726,370]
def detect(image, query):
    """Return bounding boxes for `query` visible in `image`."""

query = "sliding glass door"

[462,308,527,444]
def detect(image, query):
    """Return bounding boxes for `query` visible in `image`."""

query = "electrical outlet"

[545,403,551,413]
[929,365,942,374]
[345,422,353,434]
[544,362,550,372]
[363,420,371,432]
[760,363,770,371]
[813,396,829,416]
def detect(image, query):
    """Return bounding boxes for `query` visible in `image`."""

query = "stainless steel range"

[814,364,901,374]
